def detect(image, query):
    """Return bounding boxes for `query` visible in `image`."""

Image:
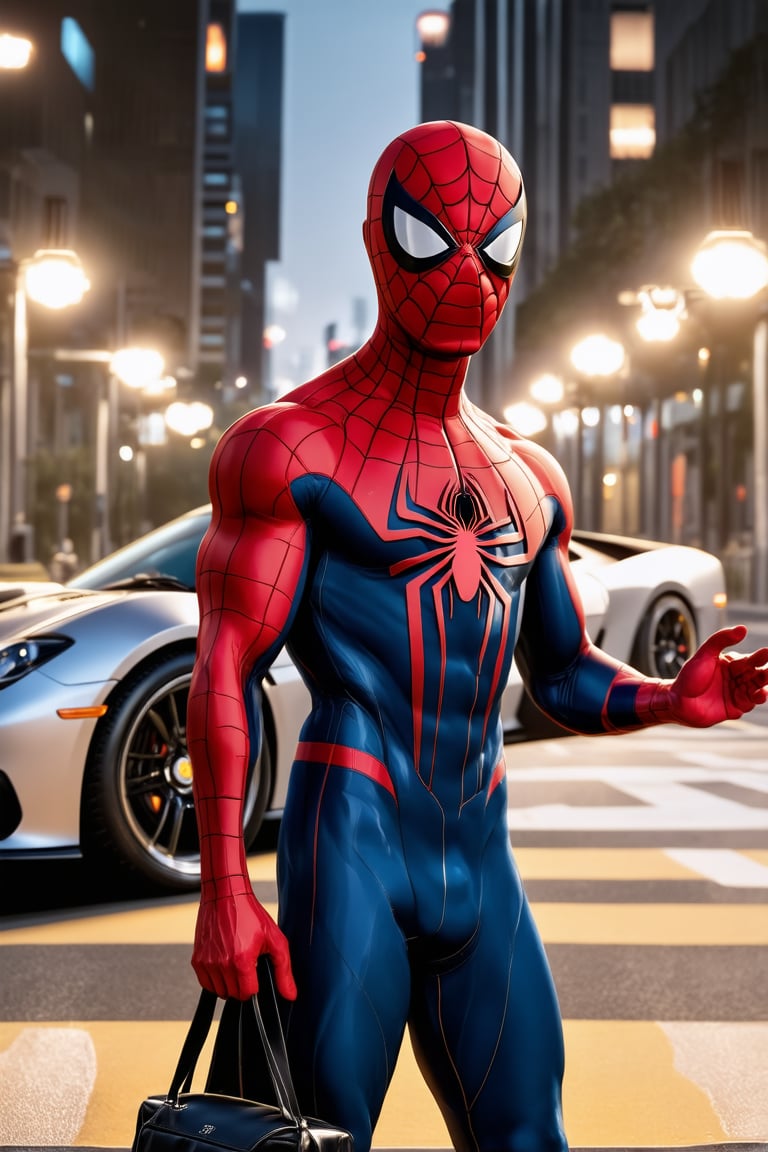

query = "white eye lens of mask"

[393,205,450,260]
[483,219,523,267]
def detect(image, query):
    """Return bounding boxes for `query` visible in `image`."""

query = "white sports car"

[0,506,728,892]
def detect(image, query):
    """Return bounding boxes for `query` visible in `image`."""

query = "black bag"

[131,961,354,1152]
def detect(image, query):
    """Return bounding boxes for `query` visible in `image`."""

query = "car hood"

[0,586,130,640]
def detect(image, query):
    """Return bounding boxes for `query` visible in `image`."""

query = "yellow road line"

[531,902,768,945]
[3,898,767,946]
[515,846,707,880]
[0,901,278,945]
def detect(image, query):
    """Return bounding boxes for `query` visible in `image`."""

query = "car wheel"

[81,649,273,893]
[631,594,698,679]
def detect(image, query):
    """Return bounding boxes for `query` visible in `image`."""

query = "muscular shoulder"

[494,421,574,535]
[210,398,344,518]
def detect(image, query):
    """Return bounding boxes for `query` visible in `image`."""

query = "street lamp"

[502,401,547,437]
[690,228,768,601]
[90,347,166,560]
[568,333,627,531]
[570,333,626,378]
[5,248,90,562]
[691,230,768,301]
[164,400,214,437]
[0,32,33,69]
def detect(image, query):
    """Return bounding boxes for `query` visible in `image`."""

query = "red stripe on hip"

[295,741,397,800]
[487,759,506,799]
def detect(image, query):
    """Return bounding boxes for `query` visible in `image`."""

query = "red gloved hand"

[663,625,768,726]
[192,888,297,1002]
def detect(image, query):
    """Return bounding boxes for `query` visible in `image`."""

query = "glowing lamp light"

[263,324,286,349]
[635,284,686,343]
[110,347,165,389]
[581,406,601,428]
[570,334,625,378]
[142,374,177,397]
[503,402,547,437]
[23,249,90,310]
[553,409,580,437]
[416,10,451,47]
[0,32,33,68]
[530,373,564,405]
[165,401,214,437]
[691,230,768,300]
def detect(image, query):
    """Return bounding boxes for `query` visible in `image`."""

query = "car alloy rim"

[117,671,201,877]
[653,607,692,677]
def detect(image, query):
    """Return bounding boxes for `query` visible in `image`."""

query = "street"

[1,719,767,1152]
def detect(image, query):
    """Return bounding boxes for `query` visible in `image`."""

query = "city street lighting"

[529,373,564,405]
[691,229,768,300]
[5,248,90,561]
[415,10,451,49]
[0,32,33,69]
[23,248,90,308]
[633,285,687,343]
[110,347,165,389]
[93,345,166,560]
[570,333,626,377]
[691,228,768,601]
[569,333,627,531]
[164,400,214,437]
[502,401,547,437]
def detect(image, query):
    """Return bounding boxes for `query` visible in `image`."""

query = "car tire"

[630,594,698,679]
[80,649,273,893]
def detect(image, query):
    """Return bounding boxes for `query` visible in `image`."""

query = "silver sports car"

[0,506,728,893]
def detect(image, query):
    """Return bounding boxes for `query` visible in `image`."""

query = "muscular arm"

[188,408,309,1000]
[515,447,768,734]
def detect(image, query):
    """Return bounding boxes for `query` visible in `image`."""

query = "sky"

[238,0,450,392]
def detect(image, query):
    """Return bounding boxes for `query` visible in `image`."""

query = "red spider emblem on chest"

[389,473,527,603]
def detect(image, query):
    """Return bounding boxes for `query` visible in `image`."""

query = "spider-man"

[188,121,768,1152]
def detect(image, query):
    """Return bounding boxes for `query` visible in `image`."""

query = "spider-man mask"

[364,121,526,357]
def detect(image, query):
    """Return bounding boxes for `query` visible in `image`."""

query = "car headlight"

[0,636,73,689]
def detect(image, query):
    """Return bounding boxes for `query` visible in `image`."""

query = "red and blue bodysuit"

[188,121,768,1152]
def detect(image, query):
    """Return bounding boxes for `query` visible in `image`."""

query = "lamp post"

[690,229,768,601]
[5,248,90,562]
[94,348,166,560]
[569,333,626,531]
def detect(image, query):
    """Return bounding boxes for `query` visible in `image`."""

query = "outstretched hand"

[666,625,768,727]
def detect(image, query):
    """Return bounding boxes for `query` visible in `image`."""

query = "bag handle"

[167,958,301,1121]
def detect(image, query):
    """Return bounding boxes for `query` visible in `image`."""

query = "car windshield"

[69,510,210,591]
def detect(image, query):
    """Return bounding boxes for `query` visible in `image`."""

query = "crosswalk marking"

[0,1027,96,1146]
[664,847,768,887]
[506,764,768,830]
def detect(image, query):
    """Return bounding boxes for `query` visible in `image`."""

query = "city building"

[0,0,283,563]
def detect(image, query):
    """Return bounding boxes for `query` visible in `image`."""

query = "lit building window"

[610,10,654,71]
[610,104,655,159]
[206,23,227,72]
[204,172,230,186]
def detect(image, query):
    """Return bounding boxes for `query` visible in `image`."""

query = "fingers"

[694,625,747,659]
[266,926,298,1000]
